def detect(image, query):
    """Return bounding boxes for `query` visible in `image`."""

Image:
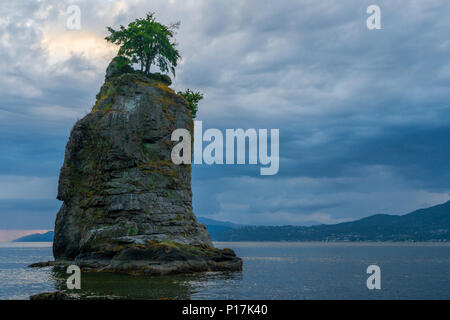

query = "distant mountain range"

[13,231,54,242]
[200,201,450,242]
[14,201,450,242]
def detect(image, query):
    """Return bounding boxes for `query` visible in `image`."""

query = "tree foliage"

[105,13,180,76]
[110,55,134,75]
[178,89,204,118]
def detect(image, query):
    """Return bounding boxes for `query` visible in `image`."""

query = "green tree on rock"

[178,89,204,118]
[105,13,180,76]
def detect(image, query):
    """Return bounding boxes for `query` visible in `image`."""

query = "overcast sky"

[0,0,449,233]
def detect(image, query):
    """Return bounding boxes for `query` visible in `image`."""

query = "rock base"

[30,241,242,275]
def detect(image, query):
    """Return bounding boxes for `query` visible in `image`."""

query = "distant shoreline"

[2,241,450,248]
[8,200,450,243]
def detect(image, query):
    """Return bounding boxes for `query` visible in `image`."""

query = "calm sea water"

[0,242,449,300]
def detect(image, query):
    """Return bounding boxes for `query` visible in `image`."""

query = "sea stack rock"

[51,69,242,275]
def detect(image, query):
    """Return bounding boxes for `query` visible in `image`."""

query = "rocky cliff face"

[50,70,241,275]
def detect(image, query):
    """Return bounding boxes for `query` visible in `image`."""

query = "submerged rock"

[30,291,76,300]
[44,71,241,275]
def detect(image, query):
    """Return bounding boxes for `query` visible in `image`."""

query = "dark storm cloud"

[0,126,66,176]
[0,0,449,227]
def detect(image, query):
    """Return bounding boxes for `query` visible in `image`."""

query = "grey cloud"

[1,0,450,227]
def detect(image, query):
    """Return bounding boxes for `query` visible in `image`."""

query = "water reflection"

[49,268,242,300]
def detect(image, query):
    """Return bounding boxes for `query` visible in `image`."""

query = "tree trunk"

[145,56,151,75]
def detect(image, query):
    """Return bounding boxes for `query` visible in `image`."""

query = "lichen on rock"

[47,70,242,275]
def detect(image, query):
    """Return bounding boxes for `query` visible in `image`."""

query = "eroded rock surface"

[46,72,241,275]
